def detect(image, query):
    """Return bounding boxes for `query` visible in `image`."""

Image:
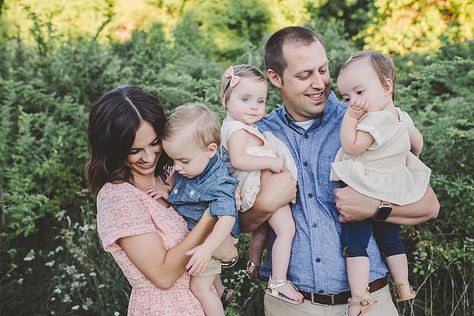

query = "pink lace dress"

[96,182,204,316]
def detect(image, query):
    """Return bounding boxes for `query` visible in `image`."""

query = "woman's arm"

[228,129,283,173]
[118,211,216,289]
[334,186,439,225]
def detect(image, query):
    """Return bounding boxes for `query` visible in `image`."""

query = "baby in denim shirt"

[162,103,239,315]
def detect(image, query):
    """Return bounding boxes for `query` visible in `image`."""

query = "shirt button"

[312,223,318,228]
[316,258,321,263]
[189,190,195,196]
[304,134,309,139]
[303,161,308,167]
[308,193,313,198]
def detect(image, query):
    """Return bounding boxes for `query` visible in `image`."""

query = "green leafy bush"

[0,11,472,316]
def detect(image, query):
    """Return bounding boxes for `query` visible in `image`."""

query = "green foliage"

[362,0,474,55]
[396,46,474,316]
[306,0,373,48]
[0,4,472,316]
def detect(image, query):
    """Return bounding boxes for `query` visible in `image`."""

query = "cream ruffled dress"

[221,116,297,212]
[330,108,431,205]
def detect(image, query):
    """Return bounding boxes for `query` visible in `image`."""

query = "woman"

[86,85,231,315]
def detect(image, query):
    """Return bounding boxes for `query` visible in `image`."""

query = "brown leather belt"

[301,276,388,305]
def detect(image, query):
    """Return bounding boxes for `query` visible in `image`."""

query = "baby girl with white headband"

[219,64,303,304]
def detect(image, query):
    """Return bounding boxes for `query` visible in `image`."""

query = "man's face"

[268,40,331,122]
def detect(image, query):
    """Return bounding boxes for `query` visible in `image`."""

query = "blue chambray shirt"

[167,154,240,238]
[256,91,388,294]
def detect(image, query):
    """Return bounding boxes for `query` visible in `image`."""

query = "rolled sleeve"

[207,178,239,218]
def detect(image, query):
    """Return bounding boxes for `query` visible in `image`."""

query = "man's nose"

[311,74,324,89]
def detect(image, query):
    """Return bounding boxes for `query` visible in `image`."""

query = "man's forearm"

[386,186,439,225]
[335,186,440,225]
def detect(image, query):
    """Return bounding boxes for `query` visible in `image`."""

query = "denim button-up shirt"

[256,91,388,294]
[168,154,240,238]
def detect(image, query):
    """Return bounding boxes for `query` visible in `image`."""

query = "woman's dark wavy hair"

[85,85,171,195]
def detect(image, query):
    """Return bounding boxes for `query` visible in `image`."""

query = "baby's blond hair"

[163,103,221,148]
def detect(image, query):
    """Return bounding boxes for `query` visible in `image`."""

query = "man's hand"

[185,244,213,275]
[333,186,378,223]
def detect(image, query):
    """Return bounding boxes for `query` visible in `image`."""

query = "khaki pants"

[264,284,398,316]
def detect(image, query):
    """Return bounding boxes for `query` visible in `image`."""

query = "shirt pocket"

[183,183,203,202]
[318,155,340,204]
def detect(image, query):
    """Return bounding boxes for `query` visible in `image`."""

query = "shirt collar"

[195,154,220,184]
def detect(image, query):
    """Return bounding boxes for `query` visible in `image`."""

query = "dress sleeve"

[398,108,415,135]
[96,183,157,252]
[207,177,239,218]
[356,113,385,151]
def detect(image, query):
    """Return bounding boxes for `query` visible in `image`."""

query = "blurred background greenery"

[0,0,472,315]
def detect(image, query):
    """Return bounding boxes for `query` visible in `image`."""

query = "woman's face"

[126,121,163,179]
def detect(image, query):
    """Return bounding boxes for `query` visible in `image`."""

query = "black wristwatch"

[373,201,392,221]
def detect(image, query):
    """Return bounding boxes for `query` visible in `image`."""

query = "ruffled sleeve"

[356,113,385,151]
[397,108,415,135]
[96,182,157,252]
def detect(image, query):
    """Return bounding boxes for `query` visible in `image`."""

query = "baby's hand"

[185,245,213,275]
[144,185,170,200]
[269,158,285,174]
[347,97,368,119]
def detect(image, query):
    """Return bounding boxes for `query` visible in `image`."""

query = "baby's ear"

[207,143,218,157]
[383,78,394,95]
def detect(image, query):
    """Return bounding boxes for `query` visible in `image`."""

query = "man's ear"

[267,69,283,88]
[383,78,394,95]
[207,143,218,158]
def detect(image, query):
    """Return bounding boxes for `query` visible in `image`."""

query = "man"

[239,26,440,315]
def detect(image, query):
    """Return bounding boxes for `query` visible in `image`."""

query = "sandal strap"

[348,298,372,307]
[268,278,289,289]
[268,277,299,292]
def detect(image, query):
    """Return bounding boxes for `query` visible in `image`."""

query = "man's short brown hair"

[264,26,324,78]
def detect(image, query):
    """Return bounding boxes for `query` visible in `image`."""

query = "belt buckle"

[310,293,332,306]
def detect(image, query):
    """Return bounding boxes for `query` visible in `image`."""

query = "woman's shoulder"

[97,181,145,208]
